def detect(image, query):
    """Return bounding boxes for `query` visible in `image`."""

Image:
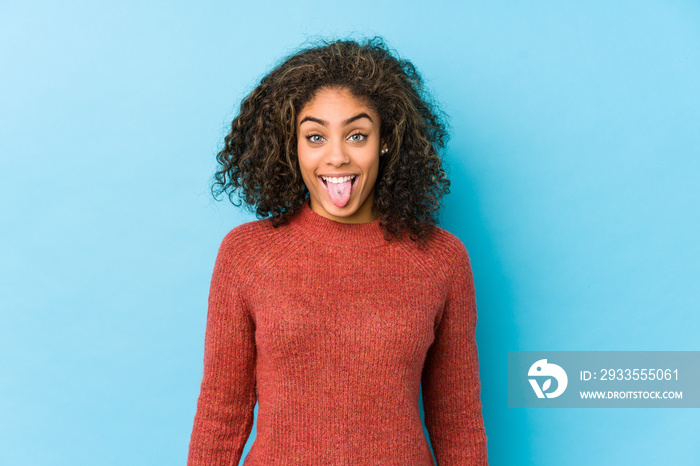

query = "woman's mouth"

[319,175,358,207]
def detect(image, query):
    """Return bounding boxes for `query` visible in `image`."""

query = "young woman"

[187,37,488,465]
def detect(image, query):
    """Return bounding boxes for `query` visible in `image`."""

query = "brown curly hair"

[212,36,451,244]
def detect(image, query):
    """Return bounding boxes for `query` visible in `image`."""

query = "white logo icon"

[528,359,568,398]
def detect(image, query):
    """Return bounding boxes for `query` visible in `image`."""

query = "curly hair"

[212,36,451,244]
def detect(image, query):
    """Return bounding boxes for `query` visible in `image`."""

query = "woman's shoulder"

[422,226,475,293]
[421,224,470,262]
[391,224,472,284]
[218,217,280,253]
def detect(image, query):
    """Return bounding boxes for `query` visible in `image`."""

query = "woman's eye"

[349,133,367,142]
[307,134,324,143]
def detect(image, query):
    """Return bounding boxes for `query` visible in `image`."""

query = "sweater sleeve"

[421,243,488,465]
[187,233,257,465]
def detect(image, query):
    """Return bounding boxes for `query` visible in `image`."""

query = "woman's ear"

[380,141,389,156]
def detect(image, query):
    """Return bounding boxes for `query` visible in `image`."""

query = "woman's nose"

[325,138,349,166]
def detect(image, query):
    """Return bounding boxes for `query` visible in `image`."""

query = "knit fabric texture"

[187,198,488,465]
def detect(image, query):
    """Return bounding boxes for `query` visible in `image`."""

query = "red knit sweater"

[187,198,488,465]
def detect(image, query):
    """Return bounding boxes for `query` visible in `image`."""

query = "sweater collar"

[289,198,388,248]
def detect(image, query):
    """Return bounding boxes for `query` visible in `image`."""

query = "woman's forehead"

[297,87,378,126]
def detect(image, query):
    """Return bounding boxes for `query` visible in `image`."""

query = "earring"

[381,147,388,155]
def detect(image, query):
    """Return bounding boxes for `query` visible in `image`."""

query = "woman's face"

[296,86,386,224]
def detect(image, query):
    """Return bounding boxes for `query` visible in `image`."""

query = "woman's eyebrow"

[299,112,374,127]
[343,112,373,126]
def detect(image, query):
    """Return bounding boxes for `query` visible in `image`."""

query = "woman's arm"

[187,233,257,465]
[421,243,488,465]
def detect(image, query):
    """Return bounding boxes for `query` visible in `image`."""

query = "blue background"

[2,1,699,465]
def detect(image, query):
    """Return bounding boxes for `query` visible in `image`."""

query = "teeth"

[321,175,356,184]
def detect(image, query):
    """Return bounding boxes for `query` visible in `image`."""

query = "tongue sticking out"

[325,178,353,207]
